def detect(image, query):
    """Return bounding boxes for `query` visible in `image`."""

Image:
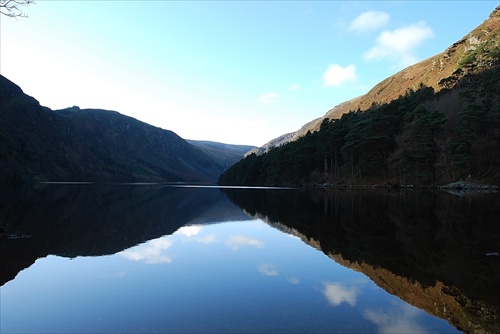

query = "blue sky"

[1,1,498,146]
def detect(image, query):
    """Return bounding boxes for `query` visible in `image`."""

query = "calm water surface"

[1,184,499,333]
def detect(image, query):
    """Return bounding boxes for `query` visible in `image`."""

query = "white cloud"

[226,235,264,251]
[259,92,278,104]
[323,282,358,306]
[288,84,300,91]
[363,21,434,67]
[349,11,390,33]
[287,277,300,285]
[258,264,279,276]
[120,237,173,264]
[323,64,357,87]
[363,304,427,334]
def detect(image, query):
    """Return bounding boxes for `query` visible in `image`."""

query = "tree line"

[220,65,499,187]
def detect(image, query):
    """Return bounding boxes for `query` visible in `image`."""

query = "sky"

[1,1,498,146]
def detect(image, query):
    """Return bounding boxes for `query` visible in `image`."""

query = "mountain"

[252,6,500,155]
[221,7,500,186]
[187,140,255,172]
[0,75,248,183]
[244,131,298,157]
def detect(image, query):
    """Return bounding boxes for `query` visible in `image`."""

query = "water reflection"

[226,234,265,251]
[323,282,359,307]
[1,184,499,333]
[223,188,500,334]
[0,184,249,285]
[2,219,454,333]
[364,303,429,334]
[258,264,279,276]
[120,237,174,264]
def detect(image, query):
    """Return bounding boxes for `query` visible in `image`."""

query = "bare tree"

[0,0,35,18]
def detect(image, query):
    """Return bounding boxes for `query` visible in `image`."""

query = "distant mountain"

[187,140,255,172]
[244,131,296,157]
[0,75,247,183]
[254,6,500,154]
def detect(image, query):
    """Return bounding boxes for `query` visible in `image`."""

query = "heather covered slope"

[222,7,500,186]
[317,6,500,129]
[0,75,239,183]
[253,6,500,153]
[187,140,255,171]
[220,67,500,186]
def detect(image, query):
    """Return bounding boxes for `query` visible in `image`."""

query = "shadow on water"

[1,184,499,333]
[221,188,500,334]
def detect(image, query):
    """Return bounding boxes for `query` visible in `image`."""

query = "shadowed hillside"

[188,140,256,172]
[250,6,500,155]
[220,68,500,186]
[221,8,500,187]
[0,75,248,183]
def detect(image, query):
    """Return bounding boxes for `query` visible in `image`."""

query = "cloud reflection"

[195,233,217,244]
[323,282,358,306]
[176,225,203,237]
[176,225,218,244]
[363,303,428,334]
[115,271,126,278]
[226,235,264,251]
[258,264,278,276]
[120,237,173,264]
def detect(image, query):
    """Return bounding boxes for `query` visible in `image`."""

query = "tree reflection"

[222,188,500,334]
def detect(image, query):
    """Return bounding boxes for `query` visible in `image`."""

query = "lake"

[1,184,499,333]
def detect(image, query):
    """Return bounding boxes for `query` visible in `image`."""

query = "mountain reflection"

[0,184,249,285]
[2,184,499,333]
[222,188,500,334]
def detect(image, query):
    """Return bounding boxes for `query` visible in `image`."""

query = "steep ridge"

[187,140,256,171]
[0,75,246,183]
[253,6,500,154]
